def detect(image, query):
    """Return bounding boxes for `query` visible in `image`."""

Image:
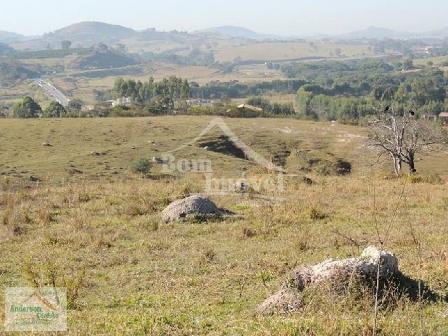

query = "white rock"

[258,246,399,314]
[161,195,223,223]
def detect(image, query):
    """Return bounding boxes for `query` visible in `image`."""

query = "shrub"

[131,159,151,175]
[12,96,42,118]
[307,207,327,221]
[43,101,67,118]
[316,159,352,176]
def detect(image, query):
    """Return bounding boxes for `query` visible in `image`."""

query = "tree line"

[5,57,448,122]
[290,59,448,121]
[189,80,306,99]
[6,97,85,118]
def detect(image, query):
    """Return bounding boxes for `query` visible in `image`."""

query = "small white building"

[110,97,133,108]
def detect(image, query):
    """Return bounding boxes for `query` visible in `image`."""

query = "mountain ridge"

[3,21,448,48]
[0,31,26,43]
[336,26,412,40]
[195,25,279,40]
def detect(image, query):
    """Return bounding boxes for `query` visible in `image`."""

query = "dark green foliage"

[43,101,67,118]
[113,76,190,114]
[12,96,42,118]
[190,80,306,99]
[113,77,190,102]
[334,159,352,176]
[282,59,395,81]
[112,77,306,115]
[394,69,446,110]
[296,87,379,121]
[289,59,447,122]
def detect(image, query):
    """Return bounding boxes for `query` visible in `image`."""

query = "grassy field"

[213,41,375,62]
[0,117,447,335]
[0,117,372,184]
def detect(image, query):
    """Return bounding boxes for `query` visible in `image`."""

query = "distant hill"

[0,42,14,54]
[420,27,448,39]
[196,26,278,40]
[335,26,448,41]
[69,44,138,70]
[0,31,25,44]
[336,26,411,40]
[4,21,448,54]
[44,21,137,47]
[0,60,39,82]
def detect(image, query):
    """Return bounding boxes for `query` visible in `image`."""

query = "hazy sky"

[1,0,448,36]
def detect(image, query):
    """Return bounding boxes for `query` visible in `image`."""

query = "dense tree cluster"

[43,101,67,118]
[113,77,190,114]
[190,80,306,99]
[281,59,395,81]
[296,88,378,121]
[12,96,42,118]
[288,59,448,121]
[9,97,83,118]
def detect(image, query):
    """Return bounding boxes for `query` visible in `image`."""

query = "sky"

[1,0,448,36]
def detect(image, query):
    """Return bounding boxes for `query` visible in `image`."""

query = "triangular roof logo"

[167,117,285,172]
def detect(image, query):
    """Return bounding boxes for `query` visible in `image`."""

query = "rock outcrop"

[161,195,229,223]
[258,246,399,315]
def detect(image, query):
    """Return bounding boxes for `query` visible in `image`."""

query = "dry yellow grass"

[0,117,447,335]
[0,172,447,335]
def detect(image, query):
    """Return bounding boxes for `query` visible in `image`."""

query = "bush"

[307,207,327,221]
[315,159,352,176]
[335,159,352,176]
[12,96,42,118]
[43,101,67,118]
[131,159,151,175]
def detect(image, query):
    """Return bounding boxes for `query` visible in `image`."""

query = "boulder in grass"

[161,195,229,223]
[258,246,399,315]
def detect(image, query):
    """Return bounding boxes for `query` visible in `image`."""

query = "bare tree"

[368,108,446,175]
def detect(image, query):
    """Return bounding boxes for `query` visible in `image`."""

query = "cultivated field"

[0,117,447,335]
